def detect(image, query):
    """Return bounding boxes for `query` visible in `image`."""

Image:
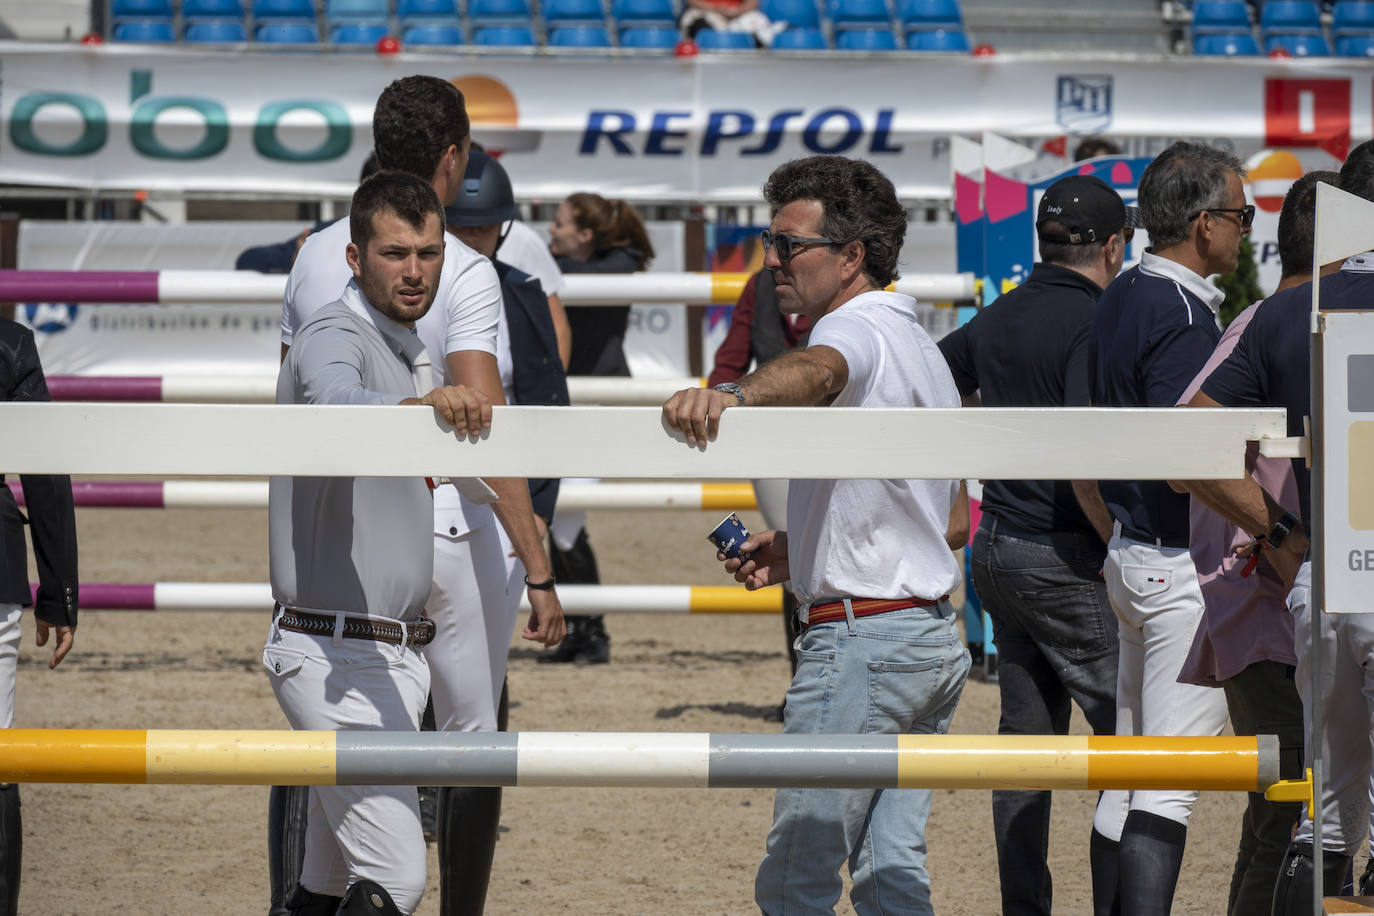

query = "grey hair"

[1137,141,1246,249]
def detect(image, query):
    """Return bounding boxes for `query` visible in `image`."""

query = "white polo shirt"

[786,290,963,606]
[498,220,564,297]
[282,217,503,536]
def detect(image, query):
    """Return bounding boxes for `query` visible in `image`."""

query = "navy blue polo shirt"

[1202,266,1374,526]
[1092,253,1224,544]
[939,262,1103,538]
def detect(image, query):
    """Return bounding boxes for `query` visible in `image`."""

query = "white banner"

[2,43,1371,201]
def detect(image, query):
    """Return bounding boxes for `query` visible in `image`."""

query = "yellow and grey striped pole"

[0,731,1279,791]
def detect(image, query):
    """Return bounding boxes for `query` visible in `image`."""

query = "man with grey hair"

[1089,140,1252,916]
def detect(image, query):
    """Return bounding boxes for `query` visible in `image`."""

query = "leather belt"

[802,596,948,629]
[274,604,435,648]
[1118,525,1188,550]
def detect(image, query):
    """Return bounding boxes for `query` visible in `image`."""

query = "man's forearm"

[1180,475,1282,537]
[487,477,554,579]
[1071,480,1115,546]
[738,348,840,407]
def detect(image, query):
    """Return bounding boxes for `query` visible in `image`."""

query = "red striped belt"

[802,596,949,629]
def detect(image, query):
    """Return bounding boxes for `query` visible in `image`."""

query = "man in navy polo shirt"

[1181,142,1374,912]
[1090,140,1251,915]
[938,175,1131,916]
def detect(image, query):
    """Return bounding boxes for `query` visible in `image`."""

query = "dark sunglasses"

[1190,204,1256,230]
[760,229,839,263]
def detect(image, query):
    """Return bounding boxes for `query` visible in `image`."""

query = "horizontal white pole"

[0,404,1286,480]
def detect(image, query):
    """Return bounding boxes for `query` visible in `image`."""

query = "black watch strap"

[1265,511,1300,549]
[523,574,557,591]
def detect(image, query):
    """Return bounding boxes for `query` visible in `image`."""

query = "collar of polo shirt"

[1137,249,1225,314]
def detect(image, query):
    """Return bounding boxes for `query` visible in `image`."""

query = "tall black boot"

[284,885,341,916]
[577,615,610,664]
[541,528,605,663]
[1271,841,1353,916]
[418,696,439,842]
[1118,811,1187,916]
[1090,827,1122,916]
[0,784,20,916]
[497,677,509,732]
[269,785,311,916]
[338,879,402,915]
[437,786,502,916]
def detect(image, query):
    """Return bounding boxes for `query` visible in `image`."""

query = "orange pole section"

[1,728,147,783]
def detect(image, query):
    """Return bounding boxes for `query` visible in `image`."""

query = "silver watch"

[712,382,746,406]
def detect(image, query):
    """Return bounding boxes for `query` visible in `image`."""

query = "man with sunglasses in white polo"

[1088,140,1253,916]
[663,155,970,915]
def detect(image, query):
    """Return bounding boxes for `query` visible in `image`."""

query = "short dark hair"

[1073,137,1122,161]
[349,170,445,250]
[1339,139,1374,203]
[1278,170,1339,279]
[1137,141,1246,248]
[1038,220,1108,269]
[373,76,469,181]
[762,156,907,287]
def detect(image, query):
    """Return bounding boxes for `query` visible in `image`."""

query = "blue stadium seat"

[829,0,890,27]
[257,20,321,40]
[835,26,897,47]
[1193,30,1260,53]
[403,23,465,42]
[1190,0,1250,31]
[1332,0,1374,35]
[905,25,967,49]
[1337,32,1374,53]
[182,0,244,17]
[472,23,537,42]
[467,0,531,20]
[185,18,249,39]
[613,0,675,22]
[254,0,317,18]
[762,0,821,28]
[695,28,757,47]
[332,19,389,42]
[397,0,459,19]
[1260,0,1323,31]
[112,0,174,17]
[618,25,680,45]
[326,0,388,19]
[548,24,613,43]
[772,25,826,46]
[1266,30,1333,54]
[543,0,604,21]
[113,18,176,40]
[896,0,960,29]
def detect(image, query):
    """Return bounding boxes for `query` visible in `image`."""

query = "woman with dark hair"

[542,192,655,664]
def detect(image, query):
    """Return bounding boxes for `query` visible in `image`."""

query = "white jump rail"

[0,404,1290,480]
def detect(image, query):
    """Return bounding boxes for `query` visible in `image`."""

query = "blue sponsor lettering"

[581,107,903,157]
[645,110,692,156]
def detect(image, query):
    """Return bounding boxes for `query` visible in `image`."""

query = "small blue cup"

[707,512,753,561]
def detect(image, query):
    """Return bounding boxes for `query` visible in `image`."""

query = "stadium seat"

[613,0,676,23]
[257,20,321,40]
[253,0,317,18]
[467,0,532,20]
[1332,0,1374,36]
[762,0,821,28]
[772,25,827,46]
[835,26,896,47]
[1189,0,1250,31]
[397,0,460,19]
[332,19,390,42]
[549,24,613,43]
[905,25,968,49]
[1259,0,1323,31]
[182,0,245,17]
[896,0,961,29]
[1192,30,1260,53]
[695,28,757,47]
[113,18,176,40]
[326,0,388,19]
[1337,32,1374,53]
[829,0,890,27]
[472,23,537,42]
[403,23,465,42]
[185,18,250,39]
[618,25,680,45]
[543,0,605,21]
[111,0,174,17]
[1265,30,1333,54]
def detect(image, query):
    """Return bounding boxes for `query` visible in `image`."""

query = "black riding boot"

[269,784,310,916]
[284,885,342,916]
[437,786,502,916]
[1090,827,1122,916]
[338,879,402,915]
[1118,811,1187,916]
[540,527,609,664]
[0,784,20,916]
[418,696,439,842]
[1271,841,1354,916]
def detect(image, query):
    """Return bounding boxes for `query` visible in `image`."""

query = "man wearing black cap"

[937,174,1133,916]
[1089,140,1251,916]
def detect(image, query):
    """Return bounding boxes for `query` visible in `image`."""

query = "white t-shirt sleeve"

[281,221,351,347]
[443,249,501,356]
[500,221,565,296]
[808,309,879,401]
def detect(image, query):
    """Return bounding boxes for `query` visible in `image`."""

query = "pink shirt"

[1177,301,1299,686]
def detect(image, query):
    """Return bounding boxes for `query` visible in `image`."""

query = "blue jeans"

[970,517,1118,916]
[754,601,970,915]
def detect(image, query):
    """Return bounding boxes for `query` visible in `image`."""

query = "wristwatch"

[712,382,746,406]
[1263,511,1300,550]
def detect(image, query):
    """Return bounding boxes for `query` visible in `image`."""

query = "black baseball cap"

[1036,175,1142,245]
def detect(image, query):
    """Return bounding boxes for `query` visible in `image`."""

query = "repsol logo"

[580,108,904,157]
[8,70,350,162]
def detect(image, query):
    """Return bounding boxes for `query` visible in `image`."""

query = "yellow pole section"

[1087,735,1264,791]
[0,729,148,783]
[146,730,337,785]
[688,586,783,614]
[698,483,759,511]
[709,273,751,304]
[897,735,1093,789]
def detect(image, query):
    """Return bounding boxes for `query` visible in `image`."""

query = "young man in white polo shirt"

[663,155,969,915]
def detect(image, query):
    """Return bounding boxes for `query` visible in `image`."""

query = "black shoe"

[576,617,610,664]
[538,617,585,664]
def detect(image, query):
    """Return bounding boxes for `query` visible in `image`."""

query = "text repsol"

[580,109,904,156]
